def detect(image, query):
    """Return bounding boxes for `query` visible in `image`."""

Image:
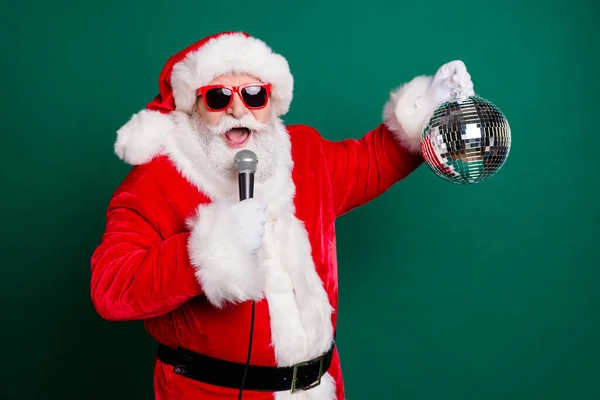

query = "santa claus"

[90,31,475,399]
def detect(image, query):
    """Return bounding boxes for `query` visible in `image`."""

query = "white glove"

[423,60,475,106]
[229,198,267,251]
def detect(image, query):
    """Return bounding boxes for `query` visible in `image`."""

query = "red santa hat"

[114,31,294,165]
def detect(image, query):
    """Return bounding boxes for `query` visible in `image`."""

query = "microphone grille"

[234,149,258,173]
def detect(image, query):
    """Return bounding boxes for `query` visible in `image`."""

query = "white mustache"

[207,114,268,136]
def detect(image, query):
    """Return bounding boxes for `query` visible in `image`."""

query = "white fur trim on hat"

[114,109,175,165]
[171,32,294,116]
[383,75,435,154]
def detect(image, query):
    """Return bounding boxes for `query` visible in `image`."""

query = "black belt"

[157,341,335,393]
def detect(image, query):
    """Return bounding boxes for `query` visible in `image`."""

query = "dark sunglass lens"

[205,88,232,109]
[241,86,267,108]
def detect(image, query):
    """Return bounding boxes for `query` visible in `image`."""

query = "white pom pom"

[114,109,175,165]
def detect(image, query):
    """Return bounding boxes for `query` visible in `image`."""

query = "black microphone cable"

[238,300,256,400]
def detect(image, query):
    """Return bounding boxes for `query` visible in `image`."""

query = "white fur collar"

[164,112,336,398]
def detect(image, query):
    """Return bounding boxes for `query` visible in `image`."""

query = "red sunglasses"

[196,83,272,111]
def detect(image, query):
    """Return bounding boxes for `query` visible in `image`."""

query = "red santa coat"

[90,64,433,398]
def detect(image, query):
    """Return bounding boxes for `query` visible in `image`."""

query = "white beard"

[189,111,287,184]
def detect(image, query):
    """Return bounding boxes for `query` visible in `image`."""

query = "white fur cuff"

[186,201,264,308]
[383,75,435,154]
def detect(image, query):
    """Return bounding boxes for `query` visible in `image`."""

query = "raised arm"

[321,61,475,216]
[320,123,422,216]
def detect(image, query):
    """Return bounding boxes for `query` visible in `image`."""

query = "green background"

[1,0,598,399]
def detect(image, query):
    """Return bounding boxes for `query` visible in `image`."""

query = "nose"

[226,93,249,119]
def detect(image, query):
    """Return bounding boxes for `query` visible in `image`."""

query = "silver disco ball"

[421,95,511,184]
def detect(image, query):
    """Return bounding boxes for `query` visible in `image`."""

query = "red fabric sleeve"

[90,166,203,321]
[319,123,423,216]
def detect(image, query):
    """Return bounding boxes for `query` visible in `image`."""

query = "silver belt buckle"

[290,355,324,393]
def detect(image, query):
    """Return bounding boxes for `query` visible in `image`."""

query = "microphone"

[234,149,259,400]
[234,149,258,201]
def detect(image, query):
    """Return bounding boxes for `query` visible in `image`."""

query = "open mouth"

[224,127,251,148]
